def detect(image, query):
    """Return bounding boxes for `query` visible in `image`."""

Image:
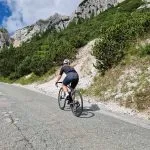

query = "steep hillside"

[12,13,70,47]
[12,0,123,46]
[73,0,124,19]
[0,0,148,81]
[23,40,97,97]
[85,38,150,118]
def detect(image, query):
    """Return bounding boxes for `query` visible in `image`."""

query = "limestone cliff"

[0,28,12,49]
[12,0,125,47]
[12,13,70,47]
[72,0,123,19]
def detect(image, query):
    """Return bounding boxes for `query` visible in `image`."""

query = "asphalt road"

[0,83,150,150]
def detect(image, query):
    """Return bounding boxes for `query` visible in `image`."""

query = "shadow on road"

[79,104,100,118]
[63,103,100,118]
[64,106,71,111]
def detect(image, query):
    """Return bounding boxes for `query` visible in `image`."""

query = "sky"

[0,0,81,33]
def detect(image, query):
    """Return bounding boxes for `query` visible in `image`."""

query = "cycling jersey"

[59,65,77,75]
[59,65,79,89]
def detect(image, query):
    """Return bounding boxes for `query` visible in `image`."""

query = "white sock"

[65,92,69,98]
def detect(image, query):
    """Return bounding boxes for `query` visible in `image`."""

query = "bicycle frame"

[56,82,74,93]
[56,82,83,117]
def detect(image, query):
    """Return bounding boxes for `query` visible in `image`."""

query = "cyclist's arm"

[55,75,61,83]
[55,67,63,83]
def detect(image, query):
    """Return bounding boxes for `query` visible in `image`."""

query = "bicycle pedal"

[60,96,65,99]
[70,103,73,108]
[75,101,80,108]
[66,97,70,100]
[67,99,72,104]
[67,100,70,105]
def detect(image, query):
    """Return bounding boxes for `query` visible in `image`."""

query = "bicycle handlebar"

[56,82,63,84]
[55,81,62,88]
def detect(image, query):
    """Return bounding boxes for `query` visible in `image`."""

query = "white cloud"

[2,0,81,33]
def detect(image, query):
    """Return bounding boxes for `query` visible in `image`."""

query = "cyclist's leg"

[70,72,79,90]
[62,75,71,99]
[70,78,79,105]
[71,78,79,89]
[62,85,68,93]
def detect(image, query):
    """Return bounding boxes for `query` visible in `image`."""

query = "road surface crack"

[8,114,35,150]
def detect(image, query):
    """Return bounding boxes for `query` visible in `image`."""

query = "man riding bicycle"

[55,59,79,100]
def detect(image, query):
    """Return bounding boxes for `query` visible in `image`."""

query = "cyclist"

[55,59,79,100]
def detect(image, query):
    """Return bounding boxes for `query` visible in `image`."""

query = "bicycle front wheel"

[71,90,83,117]
[58,88,66,110]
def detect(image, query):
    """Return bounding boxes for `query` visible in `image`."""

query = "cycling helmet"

[63,59,70,65]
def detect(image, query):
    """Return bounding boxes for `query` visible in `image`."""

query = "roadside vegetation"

[0,0,148,81]
[0,28,7,33]
[15,67,57,85]
[86,41,150,112]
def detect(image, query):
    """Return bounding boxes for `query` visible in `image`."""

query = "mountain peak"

[12,0,123,47]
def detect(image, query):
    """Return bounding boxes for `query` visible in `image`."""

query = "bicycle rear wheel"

[58,88,66,110]
[70,90,83,117]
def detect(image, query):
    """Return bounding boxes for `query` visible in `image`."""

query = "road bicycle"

[56,82,83,117]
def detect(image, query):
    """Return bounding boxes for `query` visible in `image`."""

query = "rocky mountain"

[10,0,150,47]
[12,13,70,47]
[72,0,124,20]
[0,28,12,49]
[138,0,150,9]
[12,0,126,47]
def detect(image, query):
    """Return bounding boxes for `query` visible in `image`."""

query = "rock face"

[72,0,124,20]
[12,13,70,47]
[73,0,115,19]
[138,0,150,9]
[0,29,11,49]
[12,0,124,47]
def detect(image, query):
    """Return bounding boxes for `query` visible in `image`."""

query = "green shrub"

[117,0,144,12]
[139,44,150,56]
[17,56,31,77]
[93,38,125,74]
[93,12,150,74]
[0,28,8,33]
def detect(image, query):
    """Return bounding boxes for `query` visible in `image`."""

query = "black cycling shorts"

[63,72,79,89]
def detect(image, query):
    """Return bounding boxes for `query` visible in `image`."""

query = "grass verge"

[85,42,150,112]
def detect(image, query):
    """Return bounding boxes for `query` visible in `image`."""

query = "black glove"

[55,82,58,87]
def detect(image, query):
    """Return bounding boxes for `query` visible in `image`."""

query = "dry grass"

[134,86,150,111]
[85,65,124,100]
[85,54,150,112]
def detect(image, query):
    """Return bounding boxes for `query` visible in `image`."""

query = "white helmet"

[63,59,70,65]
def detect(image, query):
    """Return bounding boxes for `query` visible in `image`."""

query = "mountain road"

[0,83,150,150]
